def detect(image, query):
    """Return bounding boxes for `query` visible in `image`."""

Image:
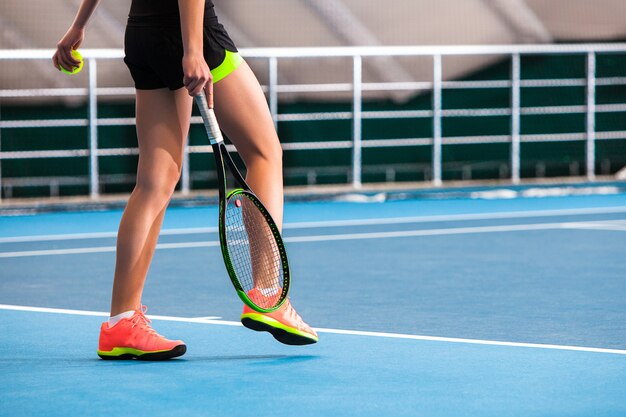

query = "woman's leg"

[109,88,193,316]
[212,61,284,229]
[213,61,318,345]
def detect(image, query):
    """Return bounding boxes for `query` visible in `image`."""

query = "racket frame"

[194,94,290,313]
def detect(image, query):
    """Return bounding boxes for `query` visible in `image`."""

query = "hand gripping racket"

[194,93,290,313]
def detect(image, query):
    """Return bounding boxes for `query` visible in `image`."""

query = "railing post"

[586,52,596,180]
[181,134,190,194]
[511,53,521,184]
[432,54,443,186]
[269,57,279,130]
[0,105,3,202]
[88,57,99,199]
[352,55,363,189]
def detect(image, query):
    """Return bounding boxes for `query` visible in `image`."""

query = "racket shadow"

[189,354,320,364]
[14,355,321,366]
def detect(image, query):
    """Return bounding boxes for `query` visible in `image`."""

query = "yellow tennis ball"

[59,50,83,75]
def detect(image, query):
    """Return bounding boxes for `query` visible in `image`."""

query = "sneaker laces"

[130,305,159,337]
[283,300,306,329]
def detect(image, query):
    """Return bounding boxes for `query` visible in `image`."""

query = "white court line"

[0,241,219,258]
[0,304,223,323]
[562,220,626,232]
[1,303,625,356]
[285,205,626,229]
[0,221,577,258]
[285,222,567,243]
[0,228,216,244]
[568,225,626,232]
[2,205,626,244]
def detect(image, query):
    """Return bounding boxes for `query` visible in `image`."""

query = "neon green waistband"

[211,50,244,83]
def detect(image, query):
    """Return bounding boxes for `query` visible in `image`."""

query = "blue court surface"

[2,188,626,416]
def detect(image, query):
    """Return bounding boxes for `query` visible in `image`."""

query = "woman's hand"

[52,25,85,72]
[182,53,213,106]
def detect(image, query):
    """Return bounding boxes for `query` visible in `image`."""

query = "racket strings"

[224,194,284,308]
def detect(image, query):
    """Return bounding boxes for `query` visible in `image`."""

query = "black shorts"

[124,18,241,90]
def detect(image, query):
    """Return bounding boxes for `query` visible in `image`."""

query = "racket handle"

[194,94,224,144]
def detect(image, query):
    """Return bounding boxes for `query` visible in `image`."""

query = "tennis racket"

[194,93,290,313]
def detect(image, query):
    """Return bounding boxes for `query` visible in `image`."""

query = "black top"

[129,0,216,22]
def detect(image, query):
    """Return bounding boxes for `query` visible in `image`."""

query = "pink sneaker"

[97,306,186,360]
[241,288,318,345]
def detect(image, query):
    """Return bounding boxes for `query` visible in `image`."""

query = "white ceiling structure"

[1,0,625,102]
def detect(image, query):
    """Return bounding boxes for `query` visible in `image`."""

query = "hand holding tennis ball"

[59,49,84,75]
[52,26,85,75]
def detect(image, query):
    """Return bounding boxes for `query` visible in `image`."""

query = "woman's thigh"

[212,61,282,165]
[134,88,193,190]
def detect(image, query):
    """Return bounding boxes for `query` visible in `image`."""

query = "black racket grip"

[194,94,223,145]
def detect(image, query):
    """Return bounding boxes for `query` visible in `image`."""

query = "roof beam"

[215,10,294,89]
[214,12,257,49]
[0,14,75,95]
[71,0,124,45]
[303,0,414,101]
[482,0,553,43]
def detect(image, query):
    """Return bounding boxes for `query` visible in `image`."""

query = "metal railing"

[1,43,626,199]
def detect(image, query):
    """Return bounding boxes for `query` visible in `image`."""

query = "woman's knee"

[263,138,283,165]
[135,163,181,201]
[244,135,283,168]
